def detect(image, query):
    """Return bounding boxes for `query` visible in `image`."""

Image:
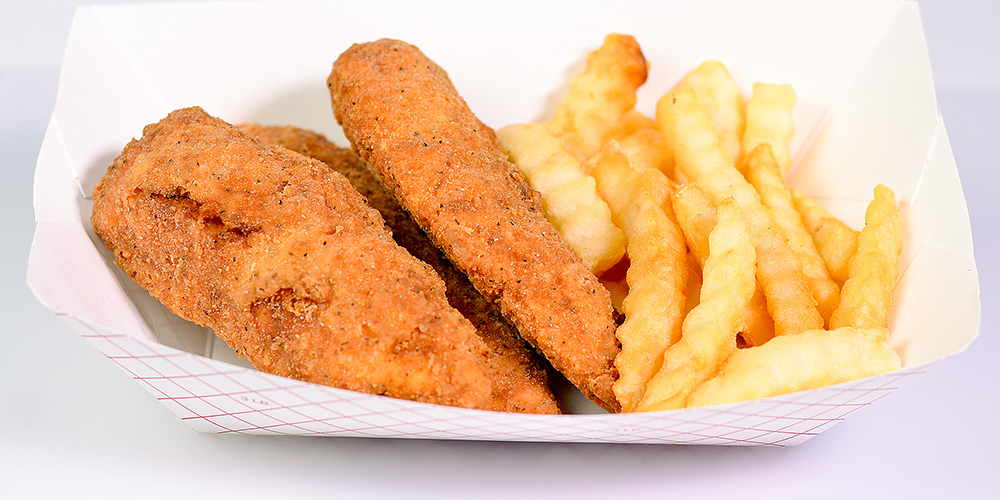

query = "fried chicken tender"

[91,107,493,409]
[240,123,560,414]
[329,39,621,411]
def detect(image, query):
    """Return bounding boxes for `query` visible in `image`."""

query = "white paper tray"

[27,0,979,445]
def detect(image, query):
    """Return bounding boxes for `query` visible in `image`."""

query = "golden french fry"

[586,140,672,224]
[509,46,905,411]
[741,83,796,176]
[683,252,703,316]
[612,189,688,410]
[745,144,840,325]
[791,189,859,287]
[676,60,744,163]
[618,126,675,177]
[606,108,657,138]
[670,182,716,267]
[600,275,629,315]
[497,122,626,275]
[637,197,756,411]
[657,87,822,336]
[588,144,687,411]
[739,284,775,347]
[548,33,648,160]
[671,182,774,347]
[599,109,675,177]
[829,185,901,330]
[687,327,901,407]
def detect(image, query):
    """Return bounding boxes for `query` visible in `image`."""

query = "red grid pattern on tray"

[64,314,928,446]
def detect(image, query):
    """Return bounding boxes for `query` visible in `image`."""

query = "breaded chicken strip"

[241,124,560,414]
[92,107,492,409]
[329,39,621,411]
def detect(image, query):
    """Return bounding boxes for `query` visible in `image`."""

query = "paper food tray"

[27,0,979,446]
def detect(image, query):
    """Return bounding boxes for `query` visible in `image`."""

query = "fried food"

[791,189,860,287]
[745,143,840,325]
[685,186,902,408]
[741,82,797,176]
[658,87,823,336]
[329,39,621,411]
[241,123,560,414]
[91,107,494,409]
[671,182,775,346]
[588,143,687,412]
[496,122,626,275]
[637,197,757,411]
[829,185,901,330]
[686,327,900,407]
[676,60,744,163]
[615,123,675,177]
[547,33,649,161]
[493,36,905,411]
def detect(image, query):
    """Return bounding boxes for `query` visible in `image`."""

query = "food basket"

[28,0,979,445]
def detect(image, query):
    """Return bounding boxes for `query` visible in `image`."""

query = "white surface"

[1,0,997,498]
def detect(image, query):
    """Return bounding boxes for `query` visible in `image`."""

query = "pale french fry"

[829,185,901,330]
[687,327,901,407]
[671,182,774,346]
[741,82,796,176]
[497,122,626,275]
[657,87,822,336]
[676,60,744,163]
[745,144,840,325]
[791,189,859,287]
[637,197,756,411]
[548,33,649,161]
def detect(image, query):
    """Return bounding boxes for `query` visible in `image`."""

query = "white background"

[1,0,997,498]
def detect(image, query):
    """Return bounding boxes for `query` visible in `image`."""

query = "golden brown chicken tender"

[328,39,620,411]
[92,107,493,409]
[240,123,560,414]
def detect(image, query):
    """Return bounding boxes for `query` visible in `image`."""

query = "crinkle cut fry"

[329,39,621,411]
[745,144,840,326]
[90,107,493,410]
[686,327,900,407]
[670,182,775,347]
[548,33,649,161]
[637,197,756,411]
[791,189,859,287]
[587,143,686,412]
[496,122,626,275]
[242,123,560,414]
[657,87,823,336]
[829,184,901,330]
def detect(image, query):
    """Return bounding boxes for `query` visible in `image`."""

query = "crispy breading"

[241,123,560,414]
[91,107,493,409]
[328,39,621,411]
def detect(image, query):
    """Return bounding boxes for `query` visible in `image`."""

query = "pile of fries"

[498,34,902,412]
